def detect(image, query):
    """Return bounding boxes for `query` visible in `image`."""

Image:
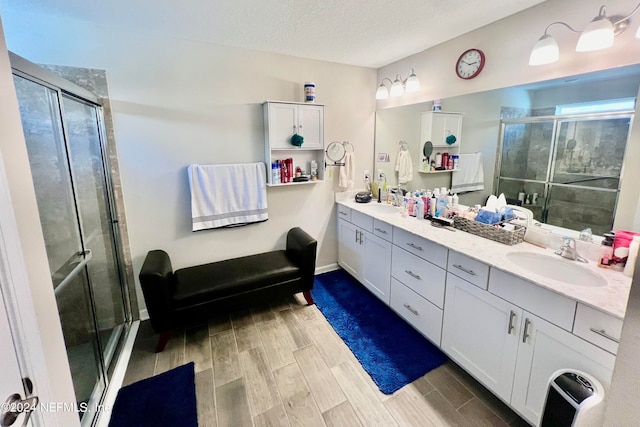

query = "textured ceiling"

[0,0,545,68]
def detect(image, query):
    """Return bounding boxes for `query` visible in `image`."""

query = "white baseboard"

[315,263,339,274]
[139,308,149,321]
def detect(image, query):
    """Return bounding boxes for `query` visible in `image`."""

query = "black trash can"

[540,369,604,427]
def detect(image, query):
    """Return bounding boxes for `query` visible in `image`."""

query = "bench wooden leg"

[155,331,171,353]
[303,290,315,305]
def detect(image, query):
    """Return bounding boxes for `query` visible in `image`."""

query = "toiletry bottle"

[416,197,424,220]
[430,193,437,217]
[624,235,640,277]
[408,195,415,217]
[435,152,442,168]
[452,193,459,211]
[598,233,615,268]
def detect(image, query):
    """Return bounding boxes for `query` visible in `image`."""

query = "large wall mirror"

[374,64,640,235]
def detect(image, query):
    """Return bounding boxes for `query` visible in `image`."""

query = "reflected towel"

[339,152,355,188]
[451,153,484,193]
[187,163,268,231]
[395,150,413,184]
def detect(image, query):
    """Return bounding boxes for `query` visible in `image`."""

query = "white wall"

[0,16,79,427]
[0,13,377,312]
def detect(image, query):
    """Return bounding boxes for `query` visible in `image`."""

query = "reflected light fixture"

[376,69,420,99]
[529,3,640,66]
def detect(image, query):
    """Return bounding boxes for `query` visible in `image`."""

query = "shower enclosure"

[497,111,633,236]
[11,56,132,424]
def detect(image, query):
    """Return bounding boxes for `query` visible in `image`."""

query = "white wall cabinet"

[263,101,324,185]
[419,111,463,174]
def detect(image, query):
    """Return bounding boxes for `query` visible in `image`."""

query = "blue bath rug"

[312,269,448,395]
[109,362,197,427]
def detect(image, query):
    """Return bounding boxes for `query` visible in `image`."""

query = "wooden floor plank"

[425,364,474,410]
[278,308,313,348]
[273,362,325,427]
[239,347,281,415]
[253,405,289,427]
[195,368,216,427]
[234,324,262,353]
[294,344,346,412]
[331,361,398,427]
[322,401,363,427]
[458,398,510,427]
[215,378,252,427]
[208,314,232,336]
[185,323,212,373]
[256,317,297,370]
[122,336,157,386]
[154,328,185,375]
[211,329,242,387]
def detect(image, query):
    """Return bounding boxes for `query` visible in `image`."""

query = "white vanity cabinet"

[511,311,615,424]
[263,101,324,185]
[337,209,392,304]
[389,228,448,345]
[442,273,521,402]
[443,266,615,426]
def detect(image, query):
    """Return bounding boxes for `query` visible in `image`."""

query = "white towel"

[339,152,355,188]
[395,150,413,184]
[451,153,485,193]
[187,163,268,231]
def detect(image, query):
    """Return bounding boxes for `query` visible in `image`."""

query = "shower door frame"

[10,53,134,424]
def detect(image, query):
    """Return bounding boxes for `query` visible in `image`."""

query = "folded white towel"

[451,153,484,193]
[395,150,413,184]
[187,163,268,231]
[339,151,355,188]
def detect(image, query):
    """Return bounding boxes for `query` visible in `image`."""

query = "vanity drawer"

[336,204,351,222]
[489,268,576,331]
[390,278,443,346]
[392,245,446,308]
[351,210,373,233]
[573,303,622,355]
[392,227,448,267]
[373,219,393,242]
[448,251,490,290]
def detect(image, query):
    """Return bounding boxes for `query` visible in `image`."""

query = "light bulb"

[529,34,560,65]
[375,84,389,100]
[390,76,404,97]
[576,16,614,52]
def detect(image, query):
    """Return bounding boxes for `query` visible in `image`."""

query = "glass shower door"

[61,95,127,370]
[13,75,105,421]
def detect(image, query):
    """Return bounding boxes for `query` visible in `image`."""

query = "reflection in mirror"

[374,65,640,234]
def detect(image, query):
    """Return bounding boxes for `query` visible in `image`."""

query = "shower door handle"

[54,249,93,296]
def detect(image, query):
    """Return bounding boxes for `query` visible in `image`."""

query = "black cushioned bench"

[139,227,317,351]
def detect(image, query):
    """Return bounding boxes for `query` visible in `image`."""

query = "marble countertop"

[336,192,632,319]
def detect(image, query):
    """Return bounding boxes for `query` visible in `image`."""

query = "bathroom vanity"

[335,195,630,426]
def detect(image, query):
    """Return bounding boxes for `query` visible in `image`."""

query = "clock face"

[456,49,485,80]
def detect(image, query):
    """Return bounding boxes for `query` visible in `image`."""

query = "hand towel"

[395,150,413,184]
[187,163,268,231]
[451,153,484,193]
[339,152,355,188]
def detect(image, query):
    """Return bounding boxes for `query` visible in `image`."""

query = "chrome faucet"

[555,237,588,263]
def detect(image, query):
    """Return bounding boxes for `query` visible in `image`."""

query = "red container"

[441,153,449,170]
[612,230,640,270]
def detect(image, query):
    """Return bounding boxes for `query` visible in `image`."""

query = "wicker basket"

[453,216,525,246]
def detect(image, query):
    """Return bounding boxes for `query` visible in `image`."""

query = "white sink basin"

[361,203,400,214]
[506,251,605,287]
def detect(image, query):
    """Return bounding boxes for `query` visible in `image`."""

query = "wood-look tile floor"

[122,294,531,427]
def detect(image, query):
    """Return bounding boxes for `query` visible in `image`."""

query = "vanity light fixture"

[529,3,640,66]
[375,69,420,99]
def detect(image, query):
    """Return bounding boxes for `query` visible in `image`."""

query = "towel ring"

[325,141,352,167]
[399,140,409,152]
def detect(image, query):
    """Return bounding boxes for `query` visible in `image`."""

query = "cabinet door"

[298,104,324,149]
[268,103,298,149]
[361,230,392,305]
[441,273,520,402]
[511,311,616,426]
[337,219,362,279]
